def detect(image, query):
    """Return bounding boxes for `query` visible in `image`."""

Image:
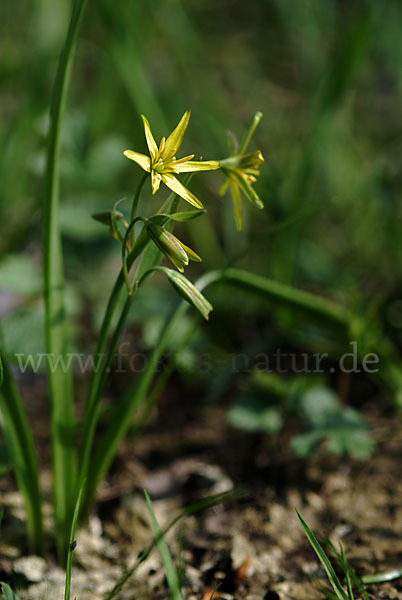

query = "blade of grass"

[104,489,237,600]
[297,511,349,600]
[64,483,84,600]
[144,490,183,600]
[339,542,354,600]
[0,358,43,553]
[317,526,369,600]
[42,0,88,560]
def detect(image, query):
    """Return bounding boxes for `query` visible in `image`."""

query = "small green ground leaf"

[227,395,283,433]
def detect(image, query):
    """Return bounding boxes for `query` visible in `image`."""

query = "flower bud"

[161,268,213,320]
[145,220,202,272]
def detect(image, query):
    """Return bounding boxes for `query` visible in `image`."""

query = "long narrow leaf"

[0,358,43,553]
[339,542,354,600]
[104,490,236,600]
[42,0,88,560]
[144,490,183,600]
[64,484,84,600]
[297,511,349,600]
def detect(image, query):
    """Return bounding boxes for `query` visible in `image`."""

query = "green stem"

[239,111,263,154]
[82,187,184,428]
[64,483,84,600]
[79,181,193,515]
[82,230,151,424]
[77,294,134,495]
[0,358,44,554]
[122,217,146,294]
[130,173,148,245]
[81,301,188,515]
[42,0,87,562]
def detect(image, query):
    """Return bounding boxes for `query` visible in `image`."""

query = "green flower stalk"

[124,110,220,209]
[219,111,264,230]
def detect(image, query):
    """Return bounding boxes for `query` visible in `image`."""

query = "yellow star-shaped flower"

[219,112,264,231]
[124,111,220,209]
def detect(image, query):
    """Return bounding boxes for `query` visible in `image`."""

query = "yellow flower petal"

[167,255,185,272]
[231,171,264,209]
[141,115,159,163]
[161,173,204,209]
[123,150,151,172]
[151,171,162,194]
[161,110,191,161]
[173,159,221,173]
[178,241,202,263]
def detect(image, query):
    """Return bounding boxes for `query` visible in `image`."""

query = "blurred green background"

[1,0,402,448]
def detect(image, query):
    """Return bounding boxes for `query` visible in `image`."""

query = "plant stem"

[131,173,148,227]
[77,293,134,498]
[64,484,84,600]
[42,0,88,562]
[81,301,188,515]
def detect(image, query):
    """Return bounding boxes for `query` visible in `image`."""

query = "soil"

[1,388,402,600]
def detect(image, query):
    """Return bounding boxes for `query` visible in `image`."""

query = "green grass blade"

[221,268,350,329]
[205,268,402,405]
[322,529,369,600]
[42,0,88,560]
[339,542,354,600]
[297,511,349,600]
[64,484,84,600]
[0,359,43,554]
[348,568,369,600]
[310,573,340,600]
[207,584,221,600]
[104,490,236,600]
[144,490,183,600]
